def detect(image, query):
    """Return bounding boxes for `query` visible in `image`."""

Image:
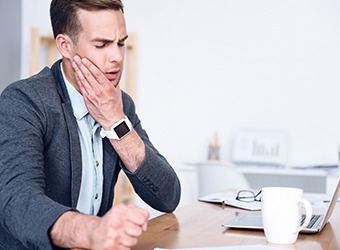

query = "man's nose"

[109,44,124,63]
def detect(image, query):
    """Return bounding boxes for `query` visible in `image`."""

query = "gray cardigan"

[0,60,181,249]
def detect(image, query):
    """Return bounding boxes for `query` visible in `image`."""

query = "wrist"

[101,117,124,131]
[50,211,99,249]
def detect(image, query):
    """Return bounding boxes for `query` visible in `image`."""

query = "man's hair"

[50,0,124,44]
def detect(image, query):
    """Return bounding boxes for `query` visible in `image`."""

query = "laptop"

[222,179,340,234]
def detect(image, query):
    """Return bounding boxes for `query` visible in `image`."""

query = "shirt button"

[95,193,99,199]
[96,161,99,167]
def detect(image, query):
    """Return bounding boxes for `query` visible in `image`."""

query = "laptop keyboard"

[301,214,321,228]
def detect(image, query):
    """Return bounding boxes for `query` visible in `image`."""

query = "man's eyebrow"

[119,35,129,43]
[91,35,129,44]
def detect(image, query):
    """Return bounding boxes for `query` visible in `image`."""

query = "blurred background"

[1,0,340,216]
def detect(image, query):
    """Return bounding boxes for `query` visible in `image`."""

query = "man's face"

[72,9,127,87]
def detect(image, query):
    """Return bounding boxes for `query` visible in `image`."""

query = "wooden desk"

[133,201,340,250]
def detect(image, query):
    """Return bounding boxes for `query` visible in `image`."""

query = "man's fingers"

[73,56,109,86]
[109,204,149,237]
[127,204,150,226]
[72,56,106,106]
[72,56,93,87]
[114,204,150,227]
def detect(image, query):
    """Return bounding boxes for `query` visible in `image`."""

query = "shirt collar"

[61,62,88,120]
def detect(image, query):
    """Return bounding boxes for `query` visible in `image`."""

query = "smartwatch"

[100,116,132,140]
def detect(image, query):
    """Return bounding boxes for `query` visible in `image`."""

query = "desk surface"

[133,200,340,250]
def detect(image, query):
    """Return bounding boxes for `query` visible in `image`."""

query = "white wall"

[21,1,340,170]
[124,0,340,168]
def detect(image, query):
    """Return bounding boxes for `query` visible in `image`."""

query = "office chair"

[196,161,250,197]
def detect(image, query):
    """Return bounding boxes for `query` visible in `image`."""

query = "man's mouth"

[105,70,120,81]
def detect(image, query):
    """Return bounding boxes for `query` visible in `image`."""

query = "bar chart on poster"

[232,129,288,166]
[252,139,280,157]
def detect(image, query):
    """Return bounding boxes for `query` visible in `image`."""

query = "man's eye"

[95,43,106,49]
[118,42,125,47]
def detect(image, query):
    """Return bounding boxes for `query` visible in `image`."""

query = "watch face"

[114,121,130,138]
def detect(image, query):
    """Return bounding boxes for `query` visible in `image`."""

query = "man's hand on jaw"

[72,55,125,129]
[71,55,146,172]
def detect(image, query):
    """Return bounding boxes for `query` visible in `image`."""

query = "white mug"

[261,187,312,244]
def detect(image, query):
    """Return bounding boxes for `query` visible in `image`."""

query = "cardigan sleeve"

[119,92,181,212]
[0,73,74,249]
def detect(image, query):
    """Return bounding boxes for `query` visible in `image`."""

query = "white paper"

[198,192,261,211]
[155,244,289,250]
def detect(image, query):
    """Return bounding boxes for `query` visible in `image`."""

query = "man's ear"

[55,34,74,59]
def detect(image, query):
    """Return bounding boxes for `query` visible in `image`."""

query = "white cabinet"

[177,162,340,205]
[238,166,332,193]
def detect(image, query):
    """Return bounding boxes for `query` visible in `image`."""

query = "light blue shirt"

[61,64,104,215]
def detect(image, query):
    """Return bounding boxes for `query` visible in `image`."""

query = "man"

[0,0,181,249]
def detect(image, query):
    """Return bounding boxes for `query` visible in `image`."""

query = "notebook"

[222,179,340,234]
[199,192,261,211]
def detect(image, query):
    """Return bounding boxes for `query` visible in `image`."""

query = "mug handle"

[295,198,313,232]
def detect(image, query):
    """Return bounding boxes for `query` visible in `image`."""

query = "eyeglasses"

[235,190,262,202]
